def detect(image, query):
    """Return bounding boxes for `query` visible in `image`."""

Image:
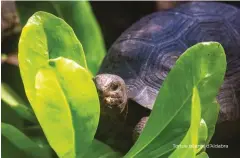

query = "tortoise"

[94,2,240,152]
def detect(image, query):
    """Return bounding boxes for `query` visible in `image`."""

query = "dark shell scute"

[118,12,193,44]
[98,2,240,121]
[173,2,238,18]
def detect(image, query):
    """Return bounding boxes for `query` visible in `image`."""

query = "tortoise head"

[94,74,128,119]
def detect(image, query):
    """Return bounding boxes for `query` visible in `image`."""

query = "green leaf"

[202,101,219,143]
[196,152,209,158]
[125,42,226,158]
[2,136,29,158]
[18,11,87,105]
[169,87,201,158]
[1,123,49,158]
[2,62,29,103]
[83,140,122,158]
[1,83,25,105]
[33,57,100,158]
[1,83,37,123]
[23,124,120,158]
[1,102,26,158]
[29,136,53,158]
[16,1,106,75]
[197,119,208,153]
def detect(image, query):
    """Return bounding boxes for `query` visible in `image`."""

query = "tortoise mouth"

[100,96,123,107]
[98,95,125,116]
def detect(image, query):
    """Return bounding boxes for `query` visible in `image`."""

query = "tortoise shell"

[98,2,240,122]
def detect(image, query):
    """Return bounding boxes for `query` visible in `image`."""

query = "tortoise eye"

[111,83,119,91]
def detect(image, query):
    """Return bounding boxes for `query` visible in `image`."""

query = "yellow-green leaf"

[16,1,106,75]
[169,87,201,158]
[197,119,208,153]
[18,11,87,105]
[34,57,99,157]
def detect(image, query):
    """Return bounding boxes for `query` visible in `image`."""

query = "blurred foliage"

[2,123,52,158]
[1,101,26,158]
[16,1,106,75]
[2,136,29,158]
[1,63,28,102]
[1,83,37,123]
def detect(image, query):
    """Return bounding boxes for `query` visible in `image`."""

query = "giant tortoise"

[94,2,240,152]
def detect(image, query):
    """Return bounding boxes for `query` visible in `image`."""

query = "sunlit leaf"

[16,1,106,75]
[169,87,201,158]
[18,11,87,105]
[197,119,208,153]
[33,57,99,157]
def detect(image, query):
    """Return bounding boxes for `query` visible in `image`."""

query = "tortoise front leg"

[132,116,149,142]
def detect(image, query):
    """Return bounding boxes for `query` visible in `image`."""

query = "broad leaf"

[16,1,106,75]
[125,42,226,157]
[18,11,87,105]
[1,83,37,123]
[1,123,50,158]
[34,57,100,157]
[169,87,201,158]
[83,140,122,158]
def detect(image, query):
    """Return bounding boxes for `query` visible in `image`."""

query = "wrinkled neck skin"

[217,58,240,123]
[214,58,240,142]
[95,99,150,153]
[95,101,133,153]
